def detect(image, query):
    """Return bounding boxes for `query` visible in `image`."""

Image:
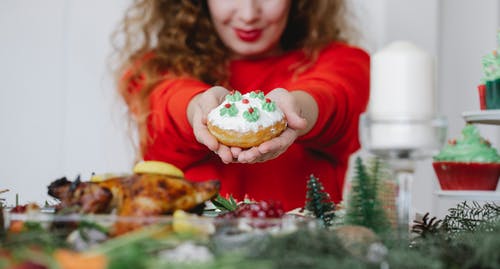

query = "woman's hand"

[235,88,310,163]
[188,86,235,164]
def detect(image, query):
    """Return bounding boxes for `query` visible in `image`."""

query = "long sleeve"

[143,78,211,170]
[285,43,370,161]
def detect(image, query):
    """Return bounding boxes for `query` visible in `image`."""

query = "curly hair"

[112,0,358,155]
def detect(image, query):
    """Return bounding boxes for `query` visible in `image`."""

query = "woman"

[113,0,370,210]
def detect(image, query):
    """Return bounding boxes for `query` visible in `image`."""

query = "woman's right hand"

[188,86,235,163]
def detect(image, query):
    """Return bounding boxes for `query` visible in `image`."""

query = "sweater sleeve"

[284,43,370,160]
[144,77,211,169]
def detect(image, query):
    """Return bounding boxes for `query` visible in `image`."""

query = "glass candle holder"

[359,114,447,238]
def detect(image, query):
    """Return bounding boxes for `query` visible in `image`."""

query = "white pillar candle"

[366,41,437,150]
[369,41,436,120]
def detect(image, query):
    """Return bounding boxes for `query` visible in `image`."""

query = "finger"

[286,112,307,130]
[258,128,297,153]
[230,147,242,159]
[217,144,234,164]
[192,109,219,151]
[237,147,261,163]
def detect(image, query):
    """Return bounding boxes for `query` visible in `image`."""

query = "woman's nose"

[237,0,260,24]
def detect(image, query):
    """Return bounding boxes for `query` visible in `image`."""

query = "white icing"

[207,92,284,132]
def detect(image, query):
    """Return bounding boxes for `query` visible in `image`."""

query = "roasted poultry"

[48,174,220,234]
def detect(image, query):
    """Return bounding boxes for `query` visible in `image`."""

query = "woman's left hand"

[233,88,308,163]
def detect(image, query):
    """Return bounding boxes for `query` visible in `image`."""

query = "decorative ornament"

[305,174,336,228]
[344,157,391,235]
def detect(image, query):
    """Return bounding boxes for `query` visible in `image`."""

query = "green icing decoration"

[219,103,238,117]
[434,124,500,163]
[481,30,500,83]
[262,98,276,112]
[250,91,265,100]
[243,107,260,122]
[225,91,243,102]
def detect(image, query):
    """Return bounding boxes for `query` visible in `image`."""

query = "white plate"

[435,190,500,200]
[462,110,500,125]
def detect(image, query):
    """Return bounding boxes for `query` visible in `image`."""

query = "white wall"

[0,1,134,205]
[1,1,500,217]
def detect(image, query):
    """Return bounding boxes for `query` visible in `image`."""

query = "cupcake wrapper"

[485,79,500,109]
[433,162,500,190]
[478,84,486,110]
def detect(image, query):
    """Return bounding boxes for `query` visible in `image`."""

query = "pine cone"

[411,212,442,238]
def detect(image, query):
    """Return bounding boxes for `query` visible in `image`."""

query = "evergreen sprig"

[442,201,500,233]
[305,174,335,228]
[345,157,390,235]
[211,194,238,212]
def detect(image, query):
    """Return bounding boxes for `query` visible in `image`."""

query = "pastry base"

[207,119,287,148]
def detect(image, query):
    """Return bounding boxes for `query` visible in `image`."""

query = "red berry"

[242,99,249,104]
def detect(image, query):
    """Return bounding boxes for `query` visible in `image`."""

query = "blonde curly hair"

[112,0,358,154]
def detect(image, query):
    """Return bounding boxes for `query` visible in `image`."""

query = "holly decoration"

[305,174,335,228]
[345,157,391,235]
[225,90,243,102]
[261,98,277,112]
[250,90,265,100]
[219,103,238,117]
[243,107,260,122]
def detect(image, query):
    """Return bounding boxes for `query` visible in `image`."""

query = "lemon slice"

[133,161,184,178]
[173,210,214,235]
[90,173,122,182]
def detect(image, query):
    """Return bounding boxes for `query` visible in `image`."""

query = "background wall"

[1,1,499,217]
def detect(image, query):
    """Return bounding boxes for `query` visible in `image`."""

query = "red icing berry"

[248,107,254,113]
[448,139,456,145]
[242,99,249,104]
[265,98,271,103]
[224,103,231,108]
[229,90,235,95]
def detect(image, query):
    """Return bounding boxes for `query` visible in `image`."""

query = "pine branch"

[442,201,500,233]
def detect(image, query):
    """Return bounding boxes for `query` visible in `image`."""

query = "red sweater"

[142,42,370,210]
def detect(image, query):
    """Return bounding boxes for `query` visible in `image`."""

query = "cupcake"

[433,124,500,190]
[479,30,500,109]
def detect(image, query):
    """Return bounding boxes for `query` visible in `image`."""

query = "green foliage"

[345,157,391,235]
[442,201,500,233]
[250,229,367,269]
[305,174,335,227]
[212,194,238,212]
[106,241,151,269]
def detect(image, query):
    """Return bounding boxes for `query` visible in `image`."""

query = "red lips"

[235,28,262,42]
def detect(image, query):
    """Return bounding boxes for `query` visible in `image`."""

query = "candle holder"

[359,113,447,238]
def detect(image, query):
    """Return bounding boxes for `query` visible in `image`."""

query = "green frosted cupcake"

[481,30,500,109]
[433,124,500,163]
[433,124,500,190]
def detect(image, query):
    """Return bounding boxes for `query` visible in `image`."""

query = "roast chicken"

[48,174,220,234]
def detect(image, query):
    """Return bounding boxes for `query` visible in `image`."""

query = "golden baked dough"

[208,118,287,148]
